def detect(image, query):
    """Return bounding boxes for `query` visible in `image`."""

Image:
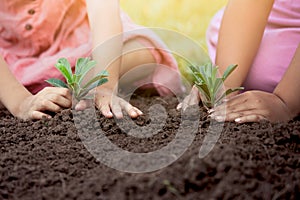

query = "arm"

[178,0,275,111]
[216,0,274,88]
[0,56,31,116]
[273,44,300,118]
[85,0,122,91]
[210,45,300,123]
[84,0,142,118]
[0,56,71,119]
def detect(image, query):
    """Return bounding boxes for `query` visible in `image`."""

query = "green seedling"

[46,57,108,101]
[189,62,244,109]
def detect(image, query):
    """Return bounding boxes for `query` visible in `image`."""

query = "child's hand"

[17,87,72,120]
[177,85,200,111]
[77,87,143,119]
[209,91,293,123]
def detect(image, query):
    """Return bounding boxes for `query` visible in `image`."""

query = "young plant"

[189,62,244,109]
[46,57,109,101]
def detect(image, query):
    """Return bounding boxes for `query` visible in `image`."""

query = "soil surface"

[0,94,299,200]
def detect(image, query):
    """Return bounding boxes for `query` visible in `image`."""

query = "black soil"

[0,94,299,200]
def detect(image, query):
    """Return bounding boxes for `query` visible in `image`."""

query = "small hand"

[177,85,200,111]
[209,90,293,123]
[77,87,143,119]
[17,87,72,120]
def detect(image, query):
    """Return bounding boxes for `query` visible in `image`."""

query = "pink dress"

[207,0,300,92]
[0,0,184,95]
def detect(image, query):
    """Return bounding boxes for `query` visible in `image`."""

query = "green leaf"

[55,58,73,84]
[196,85,213,108]
[199,64,212,89]
[78,60,98,85]
[46,57,109,101]
[69,82,81,100]
[75,57,90,75]
[210,66,219,92]
[222,64,238,81]
[82,71,109,90]
[212,78,223,100]
[189,65,198,74]
[189,62,243,109]
[192,72,204,85]
[195,82,210,100]
[45,78,68,88]
[99,70,109,77]
[215,87,244,105]
[77,78,108,99]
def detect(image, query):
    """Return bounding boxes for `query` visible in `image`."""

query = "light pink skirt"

[207,0,300,92]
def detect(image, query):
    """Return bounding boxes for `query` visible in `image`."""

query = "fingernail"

[235,118,242,123]
[176,104,182,110]
[208,109,214,114]
[131,111,138,116]
[215,116,224,122]
[137,110,143,115]
[106,112,113,118]
[75,105,82,111]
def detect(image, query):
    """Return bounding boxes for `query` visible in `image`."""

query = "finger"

[235,114,267,123]
[38,89,72,108]
[111,103,123,119]
[75,99,94,110]
[50,95,72,108]
[43,87,72,99]
[30,111,51,120]
[178,94,189,111]
[36,99,62,113]
[212,97,249,116]
[120,100,140,118]
[209,103,227,117]
[180,86,200,111]
[222,92,264,113]
[210,109,256,122]
[132,107,143,115]
[98,103,113,118]
[56,87,72,99]
[212,109,266,122]
[176,102,182,110]
[181,97,190,111]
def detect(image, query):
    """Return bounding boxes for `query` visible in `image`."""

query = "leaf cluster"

[189,62,244,109]
[46,57,108,101]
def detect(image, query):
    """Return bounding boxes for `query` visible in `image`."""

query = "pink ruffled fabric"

[207,0,300,92]
[0,0,184,95]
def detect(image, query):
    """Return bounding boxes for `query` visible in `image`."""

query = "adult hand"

[17,87,72,120]
[209,90,293,123]
[177,85,200,111]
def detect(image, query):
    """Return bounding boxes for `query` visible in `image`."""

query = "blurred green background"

[121,0,226,48]
[120,0,227,85]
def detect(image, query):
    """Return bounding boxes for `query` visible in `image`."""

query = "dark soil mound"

[0,95,299,200]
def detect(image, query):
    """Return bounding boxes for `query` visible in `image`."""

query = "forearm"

[86,0,122,91]
[273,44,300,118]
[216,0,274,88]
[0,57,31,115]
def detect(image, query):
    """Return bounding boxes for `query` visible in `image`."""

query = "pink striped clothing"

[0,0,184,95]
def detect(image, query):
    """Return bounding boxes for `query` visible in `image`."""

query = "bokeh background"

[121,0,227,48]
[120,0,227,84]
